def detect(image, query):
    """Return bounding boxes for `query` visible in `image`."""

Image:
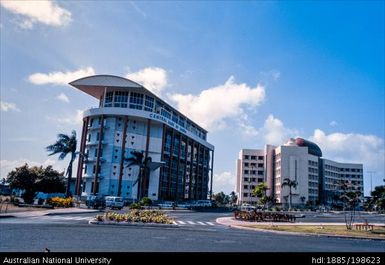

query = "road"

[0,210,384,252]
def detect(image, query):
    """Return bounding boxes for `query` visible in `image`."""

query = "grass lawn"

[239,224,385,240]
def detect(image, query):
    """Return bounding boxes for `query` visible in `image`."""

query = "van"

[105,196,124,210]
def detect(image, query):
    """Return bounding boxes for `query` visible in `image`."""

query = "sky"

[0,0,384,196]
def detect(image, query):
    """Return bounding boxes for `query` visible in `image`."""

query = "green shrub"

[140,197,152,206]
[129,202,143,209]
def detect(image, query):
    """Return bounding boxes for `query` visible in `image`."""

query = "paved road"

[0,211,384,252]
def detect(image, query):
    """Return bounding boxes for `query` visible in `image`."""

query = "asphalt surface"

[0,210,384,252]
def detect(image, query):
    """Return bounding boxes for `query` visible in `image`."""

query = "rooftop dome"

[295,138,323,157]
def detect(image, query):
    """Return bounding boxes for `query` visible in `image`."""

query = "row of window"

[308,174,318,181]
[243,155,264,160]
[101,91,207,140]
[309,167,318,174]
[308,160,318,167]
[243,177,264,183]
[324,164,362,172]
[243,170,264,175]
[243,162,264,168]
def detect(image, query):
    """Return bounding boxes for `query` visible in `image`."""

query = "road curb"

[45,210,100,216]
[0,215,16,218]
[88,220,180,228]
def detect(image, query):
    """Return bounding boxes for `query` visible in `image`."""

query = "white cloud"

[126,67,167,96]
[261,114,299,145]
[310,129,384,172]
[169,76,265,131]
[329,121,338,127]
[1,158,60,178]
[46,109,83,125]
[56,93,70,103]
[28,67,95,86]
[212,171,236,194]
[1,101,20,112]
[1,0,72,28]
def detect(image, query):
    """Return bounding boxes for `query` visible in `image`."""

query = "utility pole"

[367,171,375,194]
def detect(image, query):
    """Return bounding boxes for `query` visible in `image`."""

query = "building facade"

[236,138,363,206]
[70,75,214,201]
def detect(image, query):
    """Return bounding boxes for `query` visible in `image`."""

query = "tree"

[124,151,152,200]
[252,182,271,209]
[7,164,65,204]
[46,130,77,197]
[213,192,226,205]
[229,191,238,205]
[281,178,298,210]
[339,183,361,230]
[369,185,385,212]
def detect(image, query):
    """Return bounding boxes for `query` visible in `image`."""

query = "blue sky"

[1,1,384,196]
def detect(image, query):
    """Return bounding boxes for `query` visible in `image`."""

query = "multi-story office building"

[236,138,363,206]
[70,75,214,201]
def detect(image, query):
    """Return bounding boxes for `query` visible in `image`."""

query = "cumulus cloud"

[212,171,236,194]
[28,67,95,86]
[0,0,72,28]
[169,76,265,131]
[46,109,83,125]
[1,101,20,112]
[1,158,60,178]
[261,114,299,145]
[56,93,70,103]
[310,129,384,172]
[126,67,167,96]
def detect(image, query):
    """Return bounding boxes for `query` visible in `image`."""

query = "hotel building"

[70,75,214,201]
[236,138,363,206]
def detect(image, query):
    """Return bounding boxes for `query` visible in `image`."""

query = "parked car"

[177,202,192,209]
[194,200,213,207]
[86,196,106,209]
[105,196,124,210]
[157,201,175,208]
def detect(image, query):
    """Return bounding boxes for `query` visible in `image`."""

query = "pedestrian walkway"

[0,207,99,218]
[173,220,217,226]
[26,215,94,222]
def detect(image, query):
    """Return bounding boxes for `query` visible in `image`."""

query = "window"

[244,185,248,189]
[244,170,249,174]
[244,162,249,167]
[129,92,143,110]
[244,155,250,160]
[104,91,113,107]
[250,155,256,160]
[179,116,186,128]
[243,177,249,182]
[258,170,264,175]
[172,111,178,124]
[258,156,264,160]
[161,108,171,119]
[243,193,248,197]
[258,163,264,168]
[114,91,128,108]
[144,95,154,112]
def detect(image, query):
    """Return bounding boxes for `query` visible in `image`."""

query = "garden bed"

[91,210,175,226]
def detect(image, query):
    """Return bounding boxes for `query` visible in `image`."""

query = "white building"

[70,75,214,202]
[236,138,363,206]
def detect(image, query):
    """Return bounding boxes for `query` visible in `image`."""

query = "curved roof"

[69,75,144,99]
[295,138,323,157]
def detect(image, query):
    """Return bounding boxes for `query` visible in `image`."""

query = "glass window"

[114,91,128,108]
[104,91,113,107]
[161,108,171,119]
[129,92,143,110]
[179,116,185,128]
[172,111,178,124]
[144,95,154,112]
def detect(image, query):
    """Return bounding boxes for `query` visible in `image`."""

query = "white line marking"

[172,221,177,225]
[197,221,207,225]
[177,220,186,224]
[187,221,195,225]
[206,222,215,226]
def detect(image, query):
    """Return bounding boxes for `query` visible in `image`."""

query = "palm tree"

[124,151,152,200]
[46,130,77,197]
[281,178,298,210]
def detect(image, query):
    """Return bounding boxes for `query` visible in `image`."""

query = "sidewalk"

[216,217,385,227]
[0,207,100,218]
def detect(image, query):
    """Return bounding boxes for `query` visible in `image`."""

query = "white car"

[105,196,124,210]
[157,201,175,208]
